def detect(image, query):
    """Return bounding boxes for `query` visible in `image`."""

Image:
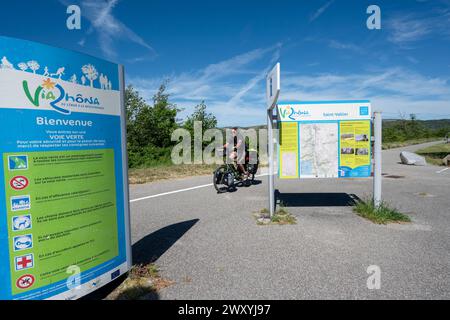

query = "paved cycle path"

[129,141,449,299]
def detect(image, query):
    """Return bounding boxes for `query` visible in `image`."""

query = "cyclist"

[224,127,249,180]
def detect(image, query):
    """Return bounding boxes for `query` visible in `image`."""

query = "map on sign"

[299,123,338,178]
[277,101,372,179]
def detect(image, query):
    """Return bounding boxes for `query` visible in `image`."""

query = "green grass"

[255,207,297,225]
[416,143,450,166]
[416,143,450,154]
[424,157,446,166]
[129,164,217,184]
[354,199,411,224]
[382,138,443,150]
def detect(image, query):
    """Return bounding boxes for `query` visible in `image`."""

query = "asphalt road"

[129,141,450,300]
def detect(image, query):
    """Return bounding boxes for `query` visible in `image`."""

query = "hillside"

[238,119,450,132]
[383,119,450,131]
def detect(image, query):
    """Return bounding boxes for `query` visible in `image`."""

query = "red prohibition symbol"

[10,176,29,190]
[16,274,35,289]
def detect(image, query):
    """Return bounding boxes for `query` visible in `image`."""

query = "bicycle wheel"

[213,166,229,193]
[246,163,257,185]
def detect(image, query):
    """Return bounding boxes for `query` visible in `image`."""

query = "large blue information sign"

[0,36,131,300]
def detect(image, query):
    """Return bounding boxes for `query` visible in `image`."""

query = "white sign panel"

[278,101,371,122]
[266,63,280,110]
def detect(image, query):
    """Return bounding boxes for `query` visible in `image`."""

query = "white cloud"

[59,0,156,61]
[387,8,450,46]
[225,44,281,106]
[130,46,449,126]
[328,40,363,53]
[128,44,282,126]
[406,56,419,64]
[310,0,335,22]
[387,14,433,45]
[281,68,450,119]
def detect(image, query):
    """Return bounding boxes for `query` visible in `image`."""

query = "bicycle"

[213,147,259,193]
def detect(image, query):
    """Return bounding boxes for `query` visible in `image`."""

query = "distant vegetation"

[126,84,217,168]
[126,84,449,170]
[241,115,450,146]
[382,114,450,143]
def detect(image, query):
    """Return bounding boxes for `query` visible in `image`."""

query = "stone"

[442,154,450,166]
[400,151,427,166]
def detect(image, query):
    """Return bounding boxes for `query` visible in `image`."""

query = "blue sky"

[1,0,450,126]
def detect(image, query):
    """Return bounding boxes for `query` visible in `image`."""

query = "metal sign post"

[373,111,382,207]
[266,63,280,217]
[267,110,275,217]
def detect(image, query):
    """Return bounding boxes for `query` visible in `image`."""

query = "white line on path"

[436,167,449,174]
[130,173,269,203]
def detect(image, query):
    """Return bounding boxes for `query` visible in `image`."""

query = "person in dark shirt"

[224,127,248,179]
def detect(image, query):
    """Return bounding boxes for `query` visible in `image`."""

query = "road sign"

[10,195,31,211]
[15,254,34,271]
[12,215,32,231]
[8,155,28,171]
[0,36,131,300]
[13,234,33,252]
[16,274,35,290]
[10,176,29,190]
[267,63,280,110]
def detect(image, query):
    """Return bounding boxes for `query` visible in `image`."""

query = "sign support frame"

[267,110,275,217]
[266,63,280,218]
[373,111,382,207]
[118,65,133,270]
[267,65,382,213]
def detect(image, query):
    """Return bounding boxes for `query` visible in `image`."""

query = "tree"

[125,85,150,148]
[150,83,181,148]
[27,60,40,74]
[126,85,148,122]
[124,83,181,167]
[184,101,217,135]
[81,64,98,87]
[125,83,180,149]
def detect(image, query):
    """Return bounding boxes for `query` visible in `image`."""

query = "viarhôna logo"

[22,78,100,115]
[279,106,310,120]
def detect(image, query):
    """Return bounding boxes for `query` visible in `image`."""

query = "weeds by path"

[106,264,174,300]
[254,207,297,225]
[354,199,411,225]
